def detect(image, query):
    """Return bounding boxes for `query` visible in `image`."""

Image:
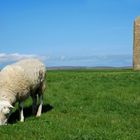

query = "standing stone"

[133,16,140,70]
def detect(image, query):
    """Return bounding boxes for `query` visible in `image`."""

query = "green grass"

[0,69,140,140]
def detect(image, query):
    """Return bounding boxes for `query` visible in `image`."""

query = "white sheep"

[0,58,46,125]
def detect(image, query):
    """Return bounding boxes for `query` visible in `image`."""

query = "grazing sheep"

[0,59,46,125]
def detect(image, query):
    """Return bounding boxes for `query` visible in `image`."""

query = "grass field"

[0,69,140,140]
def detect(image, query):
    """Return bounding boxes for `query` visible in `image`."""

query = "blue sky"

[0,0,140,67]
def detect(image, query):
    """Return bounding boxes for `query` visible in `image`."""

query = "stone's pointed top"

[135,16,140,23]
[134,16,140,70]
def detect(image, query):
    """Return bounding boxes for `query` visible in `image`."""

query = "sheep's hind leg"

[19,102,24,122]
[36,82,45,117]
[36,94,43,117]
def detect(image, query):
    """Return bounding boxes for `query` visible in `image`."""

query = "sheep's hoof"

[36,114,41,118]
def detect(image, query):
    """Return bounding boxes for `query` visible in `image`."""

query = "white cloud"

[0,53,38,63]
[0,53,52,68]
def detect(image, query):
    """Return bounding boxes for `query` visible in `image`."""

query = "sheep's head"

[0,101,14,125]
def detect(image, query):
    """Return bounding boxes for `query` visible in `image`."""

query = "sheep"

[0,58,46,125]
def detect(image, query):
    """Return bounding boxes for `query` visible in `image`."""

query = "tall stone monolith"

[133,16,140,70]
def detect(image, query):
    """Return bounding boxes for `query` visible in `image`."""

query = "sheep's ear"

[8,104,14,109]
[4,101,14,109]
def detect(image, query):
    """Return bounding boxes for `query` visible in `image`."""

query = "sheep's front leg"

[36,94,43,117]
[19,102,24,122]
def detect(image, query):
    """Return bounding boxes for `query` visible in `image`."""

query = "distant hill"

[46,66,132,70]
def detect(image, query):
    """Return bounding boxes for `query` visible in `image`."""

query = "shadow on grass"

[8,104,53,124]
